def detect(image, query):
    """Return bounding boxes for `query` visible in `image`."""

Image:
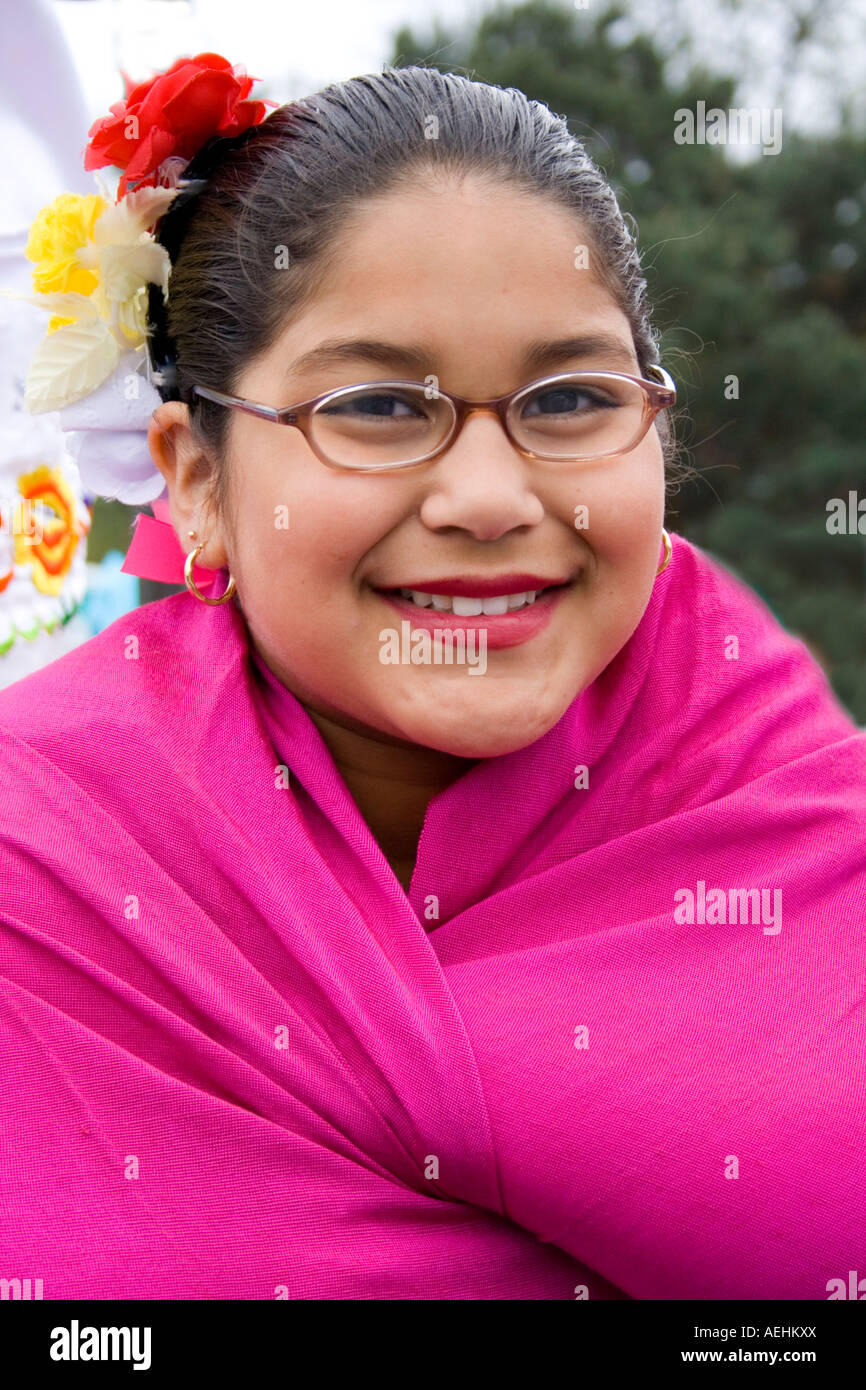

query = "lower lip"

[374,583,573,649]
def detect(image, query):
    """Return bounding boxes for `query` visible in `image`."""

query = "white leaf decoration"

[24,318,120,414]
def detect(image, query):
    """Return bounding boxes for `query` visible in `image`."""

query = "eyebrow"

[286,332,638,379]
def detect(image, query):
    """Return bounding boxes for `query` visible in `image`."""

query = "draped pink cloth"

[0,532,864,1300]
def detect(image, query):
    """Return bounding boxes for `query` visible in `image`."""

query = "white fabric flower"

[57,351,166,503]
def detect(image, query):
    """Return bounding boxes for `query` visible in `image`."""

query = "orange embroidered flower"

[13,466,82,597]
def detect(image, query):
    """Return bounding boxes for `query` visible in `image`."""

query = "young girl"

[0,57,863,1301]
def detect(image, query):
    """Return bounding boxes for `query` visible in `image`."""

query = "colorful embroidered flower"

[13,466,82,597]
[84,51,275,196]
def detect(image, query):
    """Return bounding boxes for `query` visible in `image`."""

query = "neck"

[303,704,478,881]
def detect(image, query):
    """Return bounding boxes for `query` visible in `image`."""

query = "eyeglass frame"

[190,364,676,473]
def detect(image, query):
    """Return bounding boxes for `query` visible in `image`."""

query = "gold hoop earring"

[184,542,237,605]
[656,528,672,577]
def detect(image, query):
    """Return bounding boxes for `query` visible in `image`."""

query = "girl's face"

[169,177,666,758]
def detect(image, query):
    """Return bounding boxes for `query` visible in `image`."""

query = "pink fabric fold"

[0,533,864,1300]
[120,497,221,590]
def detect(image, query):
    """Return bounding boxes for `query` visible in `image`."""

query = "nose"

[418,409,544,540]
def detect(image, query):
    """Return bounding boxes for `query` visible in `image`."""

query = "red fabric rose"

[84,52,277,197]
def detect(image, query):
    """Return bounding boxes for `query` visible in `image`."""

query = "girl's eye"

[323,392,426,418]
[522,386,618,417]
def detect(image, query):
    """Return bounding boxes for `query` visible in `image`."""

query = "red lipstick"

[377,573,570,598]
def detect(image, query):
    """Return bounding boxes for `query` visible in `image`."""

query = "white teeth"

[396,588,541,612]
[481,595,510,615]
[452,595,484,616]
[507,591,536,609]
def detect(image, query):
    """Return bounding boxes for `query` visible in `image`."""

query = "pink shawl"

[1,532,864,1300]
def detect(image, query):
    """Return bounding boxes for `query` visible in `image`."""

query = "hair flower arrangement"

[22,183,179,416]
[1,53,276,505]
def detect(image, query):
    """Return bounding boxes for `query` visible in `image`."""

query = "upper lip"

[376,573,574,598]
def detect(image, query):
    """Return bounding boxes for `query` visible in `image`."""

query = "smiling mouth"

[374,581,571,616]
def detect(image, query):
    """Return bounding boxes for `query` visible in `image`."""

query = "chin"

[391,688,573,759]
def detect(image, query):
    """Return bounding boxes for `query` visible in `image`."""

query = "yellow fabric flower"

[25,193,109,297]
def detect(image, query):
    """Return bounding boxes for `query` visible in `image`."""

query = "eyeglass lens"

[311,374,649,468]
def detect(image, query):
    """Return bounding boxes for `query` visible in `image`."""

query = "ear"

[147,401,229,570]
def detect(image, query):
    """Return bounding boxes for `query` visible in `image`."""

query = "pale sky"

[52,0,488,121]
[50,0,865,140]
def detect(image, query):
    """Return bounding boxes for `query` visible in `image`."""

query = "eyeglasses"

[191,365,676,473]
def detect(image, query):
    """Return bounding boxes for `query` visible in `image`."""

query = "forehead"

[257,176,637,389]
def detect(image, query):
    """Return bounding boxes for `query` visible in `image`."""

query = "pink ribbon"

[120,496,222,591]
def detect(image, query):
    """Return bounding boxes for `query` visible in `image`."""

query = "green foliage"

[390,0,866,720]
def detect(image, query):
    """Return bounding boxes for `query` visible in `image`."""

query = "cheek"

[574,445,665,557]
[562,447,665,658]
[229,466,396,614]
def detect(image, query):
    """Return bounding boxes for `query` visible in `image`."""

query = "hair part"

[147,64,683,525]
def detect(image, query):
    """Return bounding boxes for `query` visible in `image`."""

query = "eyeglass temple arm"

[192,385,282,423]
